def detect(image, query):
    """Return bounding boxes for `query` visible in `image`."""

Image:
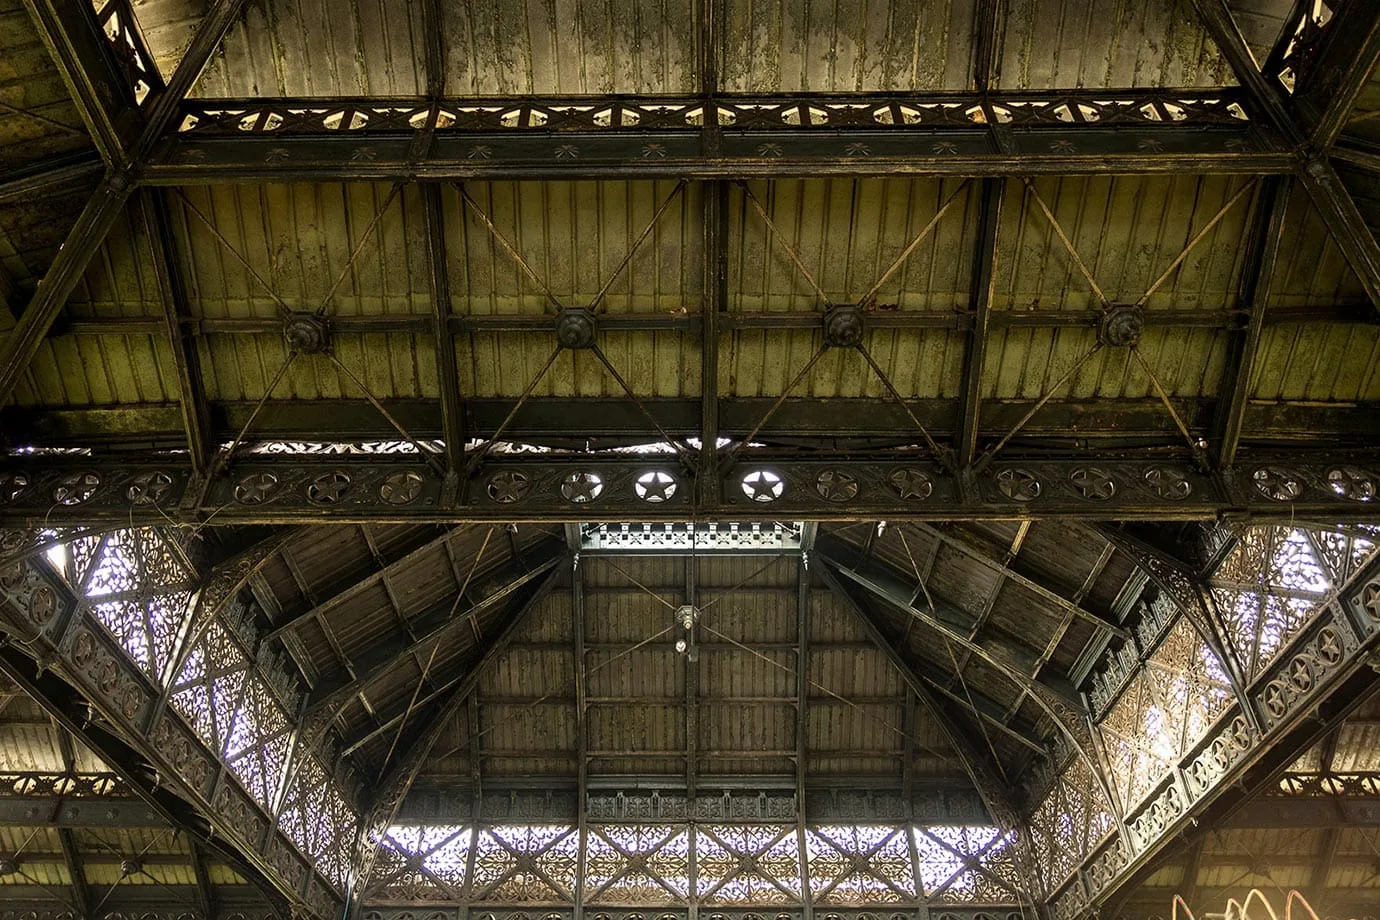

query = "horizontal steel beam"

[1,451,1378,525]
[140,90,1291,181]
[7,397,1376,448]
[0,795,163,827]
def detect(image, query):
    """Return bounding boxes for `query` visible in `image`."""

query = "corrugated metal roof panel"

[1249,323,1380,402]
[721,0,974,93]
[13,333,179,408]
[0,0,90,171]
[1226,0,1292,64]
[731,179,973,313]
[0,722,64,771]
[468,330,700,399]
[994,176,1255,313]
[722,329,965,399]
[1270,183,1368,306]
[187,0,425,97]
[452,181,700,313]
[982,326,1230,399]
[998,0,1234,89]
[441,0,696,95]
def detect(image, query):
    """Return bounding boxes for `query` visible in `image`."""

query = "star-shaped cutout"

[562,472,603,502]
[1362,584,1380,623]
[890,469,932,501]
[636,472,677,503]
[487,471,530,504]
[815,470,858,502]
[742,471,783,502]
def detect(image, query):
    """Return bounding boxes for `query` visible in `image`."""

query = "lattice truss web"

[1095,617,1235,810]
[278,753,358,889]
[41,527,361,893]
[1027,758,1116,894]
[170,606,292,810]
[1208,525,1378,679]
[369,824,1025,906]
[47,527,196,682]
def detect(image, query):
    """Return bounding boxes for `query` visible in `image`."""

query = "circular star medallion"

[1252,467,1304,502]
[52,472,100,506]
[306,471,352,505]
[560,471,604,503]
[234,471,280,505]
[995,468,1041,502]
[740,470,784,503]
[634,471,677,503]
[486,471,531,504]
[1069,467,1116,501]
[1143,466,1192,501]
[889,469,933,501]
[815,470,859,503]
[126,471,174,506]
[380,471,424,505]
[1327,466,1376,502]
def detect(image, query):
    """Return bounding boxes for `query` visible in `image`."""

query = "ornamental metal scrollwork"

[234,471,281,504]
[380,471,424,505]
[1069,467,1115,501]
[815,470,859,503]
[307,471,352,505]
[1326,466,1376,502]
[889,469,932,500]
[1256,622,1353,730]
[994,468,1041,502]
[1252,466,1304,501]
[125,471,175,505]
[1142,465,1192,500]
[52,471,101,506]
[67,627,146,722]
[1183,714,1254,796]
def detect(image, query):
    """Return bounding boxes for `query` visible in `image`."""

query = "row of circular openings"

[0,471,174,506]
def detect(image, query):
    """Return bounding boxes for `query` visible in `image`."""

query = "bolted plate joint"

[555,308,597,349]
[1098,304,1145,347]
[822,304,865,348]
[283,312,331,354]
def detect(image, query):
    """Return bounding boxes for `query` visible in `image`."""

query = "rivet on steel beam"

[283,312,331,354]
[822,304,865,348]
[1098,304,1145,347]
[555,308,597,349]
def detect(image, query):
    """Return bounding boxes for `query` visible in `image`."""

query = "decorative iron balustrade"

[1039,530,1380,918]
[364,821,1031,912]
[0,456,1378,524]
[0,530,355,920]
[174,92,1253,137]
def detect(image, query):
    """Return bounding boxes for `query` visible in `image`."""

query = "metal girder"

[23,0,145,164]
[0,647,291,918]
[300,538,564,720]
[914,524,1130,640]
[0,792,163,829]
[1279,0,1380,147]
[4,451,1380,525]
[1189,0,1380,308]
[957,179,1002,470]
[1216,176,1289,470]
[142,90,1288,183]
[814,534,1083,713]
[7,394,1377,450]
[423,184,465,479]
[0,152,102,206]
[351,563,565,903]
[1224,793,1380,828]
[141,188,213,476]
[0,175,134,407]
